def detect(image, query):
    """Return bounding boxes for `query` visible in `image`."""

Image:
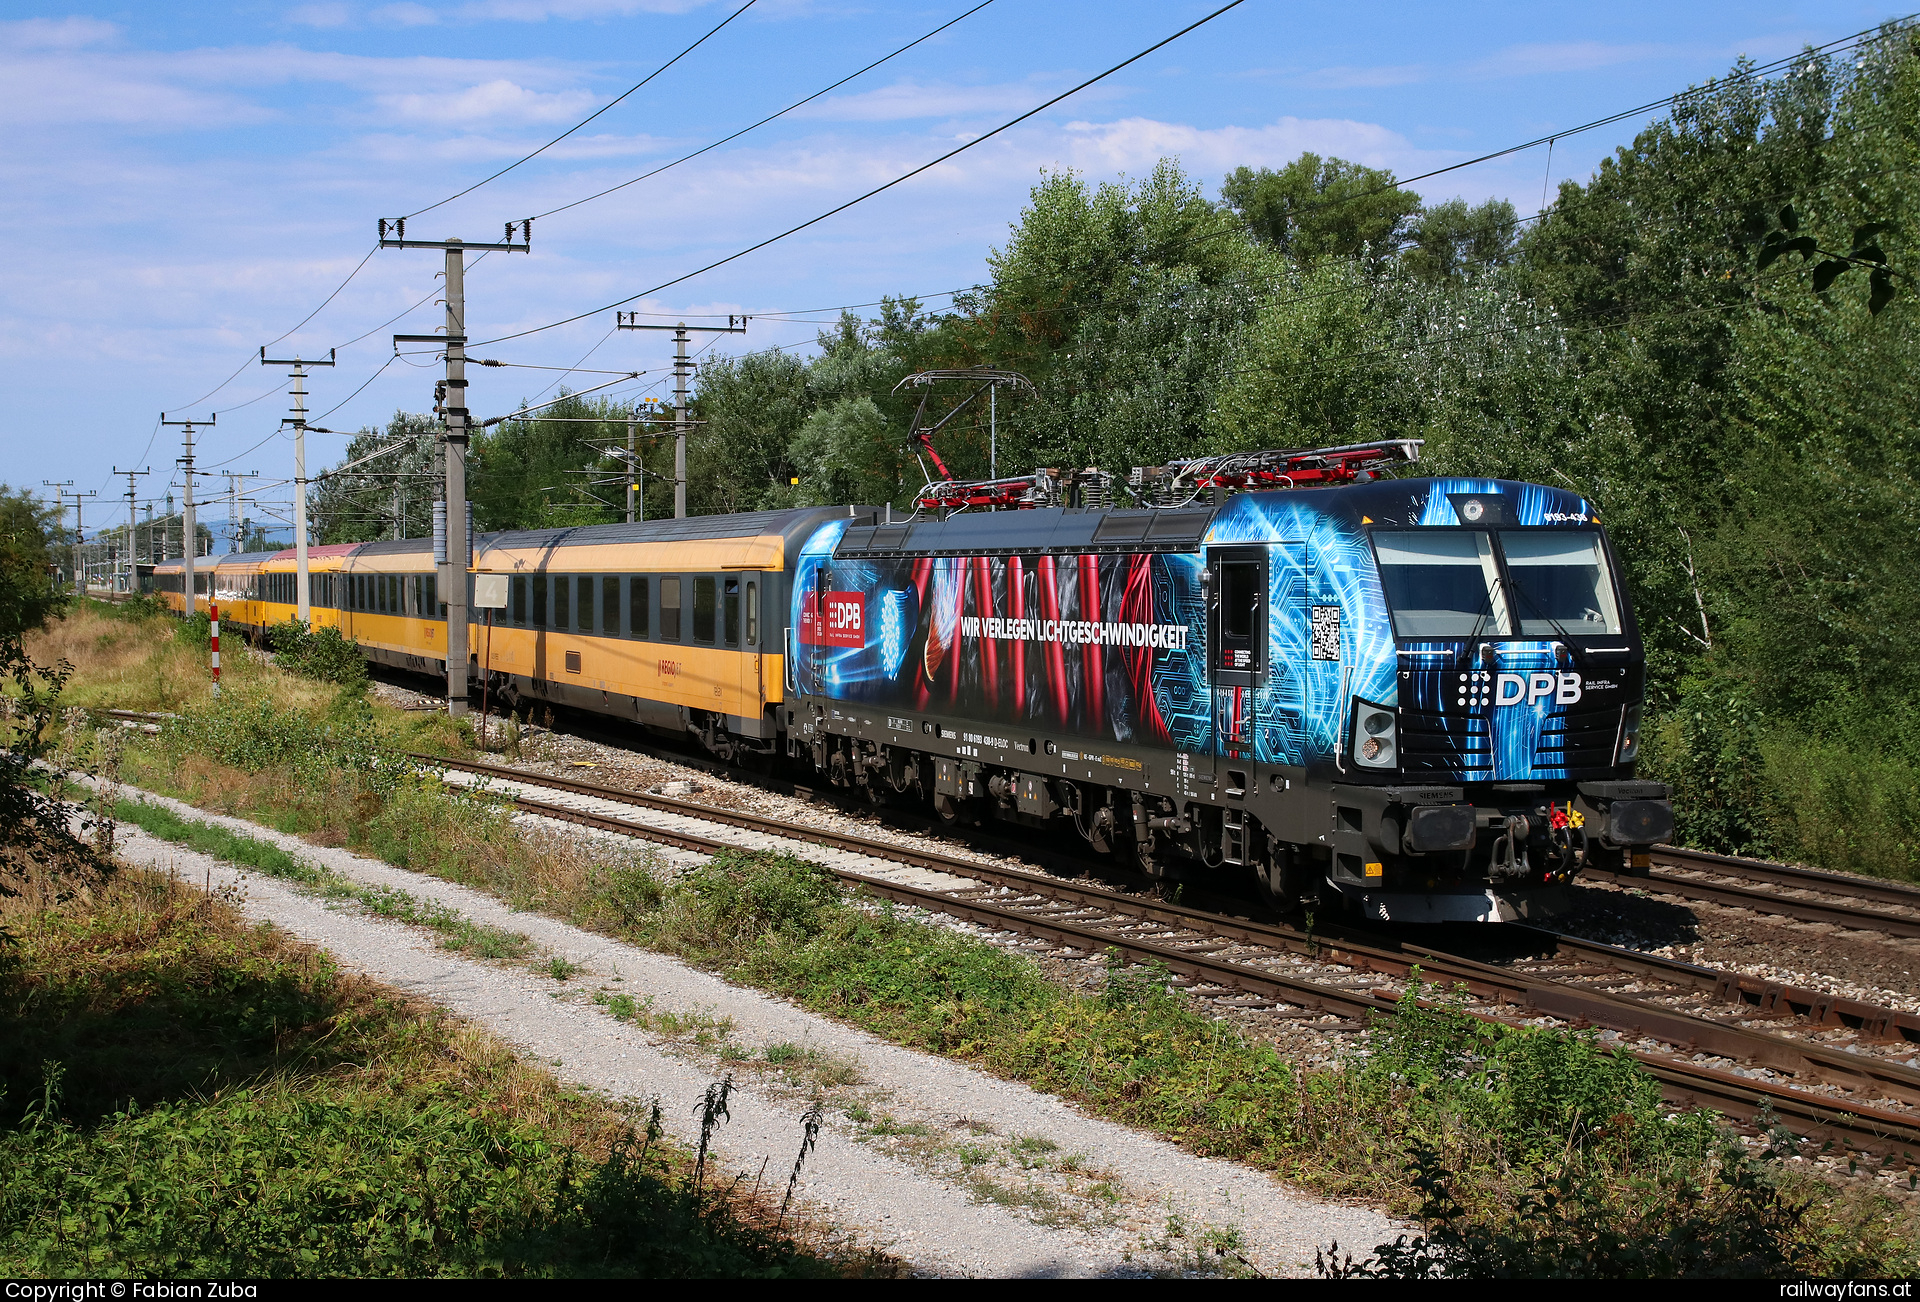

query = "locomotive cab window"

[1209,548,1267,685]
[1498,531,1622,636]
[1375,531,1512,639]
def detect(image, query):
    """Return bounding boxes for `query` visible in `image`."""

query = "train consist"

[153,441,1673,923]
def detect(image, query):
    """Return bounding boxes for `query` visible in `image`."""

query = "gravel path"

[104,782,1401,1277]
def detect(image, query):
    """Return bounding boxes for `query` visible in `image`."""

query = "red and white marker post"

[210,602,221,697]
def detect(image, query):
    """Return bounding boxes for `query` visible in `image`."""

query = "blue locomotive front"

[1202,476,1672,922]
[785,466,1673,923]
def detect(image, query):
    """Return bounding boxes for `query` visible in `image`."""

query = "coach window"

[425,574,437,617]
[602,576,619,634]
[555,574,572,628]
[659,577,682,641]
[632,577,651,639]
[512,575,527,626]
[723,577,740,647]
[744,580,758,646]
[532,574,548,627]
[693,576,717,643]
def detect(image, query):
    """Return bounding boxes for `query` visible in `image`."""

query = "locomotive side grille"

[1399,707,1492,775]
[1535,703,1619,769]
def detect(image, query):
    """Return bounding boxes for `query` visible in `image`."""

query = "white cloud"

[798,77,1079,122]
[1058,115,1452,180]
[1295,63,1429,89]
[371,3,442,24]
[376,78,598,124]
[285,3,355,27]
[455,0,718,19]
[0,16,120,49]
[0,52,274,129]
[1466,41,1673,78]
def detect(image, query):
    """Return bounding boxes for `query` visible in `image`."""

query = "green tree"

[1221,153,1423,267]
[952,161,1267,480]
[311,412,441,543]
[0,486,64,638]
[1401,197,1521,283]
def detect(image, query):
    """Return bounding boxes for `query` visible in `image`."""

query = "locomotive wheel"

[1253,846,1312,913]
[1118,834,1167,879]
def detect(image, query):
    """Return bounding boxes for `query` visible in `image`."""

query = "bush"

[655,850,840,952]
[1323,1140,1843,1279]
[160,690,410,799]
[268,619,368,688]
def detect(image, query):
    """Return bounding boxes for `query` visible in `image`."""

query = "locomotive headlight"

[1616,702,1643,765]
[1352,701,1397,769]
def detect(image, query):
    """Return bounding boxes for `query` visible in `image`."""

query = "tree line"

[312,27,1918,877]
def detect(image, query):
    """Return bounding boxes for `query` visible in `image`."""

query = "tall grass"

[0,862,873,1278]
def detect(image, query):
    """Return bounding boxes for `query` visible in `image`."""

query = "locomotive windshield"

[1374,531,1511,638]
[1499,531,1622,635]
[1374,528,1623,639]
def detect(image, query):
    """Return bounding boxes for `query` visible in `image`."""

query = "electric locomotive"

[788,443,1673,923]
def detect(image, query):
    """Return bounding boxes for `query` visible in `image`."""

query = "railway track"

[414,751,1920,1160]
[418,697,1920,943]
[1582,846,1920,940]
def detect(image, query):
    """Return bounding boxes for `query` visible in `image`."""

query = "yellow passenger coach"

[150,507,866,758]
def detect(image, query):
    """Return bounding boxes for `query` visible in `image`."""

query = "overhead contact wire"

[527,0,998,223]
[402,0,760,221]
[473,0,1250,348]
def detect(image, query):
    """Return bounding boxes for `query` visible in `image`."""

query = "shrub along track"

[416,752,1920,1164]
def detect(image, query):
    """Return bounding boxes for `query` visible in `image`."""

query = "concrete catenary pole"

[377,216,529,720]
[673,326,689,519]
[260,350,334,624]
[443,239,470,718]
[114,466,149,593]
[162,413,212,615]
[613,315,745,521]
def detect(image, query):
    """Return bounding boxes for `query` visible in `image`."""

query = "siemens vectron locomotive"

[154,440,1674,923]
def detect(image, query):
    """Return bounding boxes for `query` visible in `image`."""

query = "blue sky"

[0,0,1896,539]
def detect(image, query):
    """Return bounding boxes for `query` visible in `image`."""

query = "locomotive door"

[1208,547,1269,768]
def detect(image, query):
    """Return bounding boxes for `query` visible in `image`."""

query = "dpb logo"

[1495,671,1583,706]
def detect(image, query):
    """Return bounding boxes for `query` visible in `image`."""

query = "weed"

[865,1116,931,1138]
[0,867,861,1277]
[596,991,641,1021]
[764,1042,801,1064]
[544,956,580,981]
[693,1076,736,1189]
[843,1105,871,1124]
[779,1102,826,1228]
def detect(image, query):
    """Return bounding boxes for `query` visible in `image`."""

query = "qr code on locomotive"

[1310,605,1342,660]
